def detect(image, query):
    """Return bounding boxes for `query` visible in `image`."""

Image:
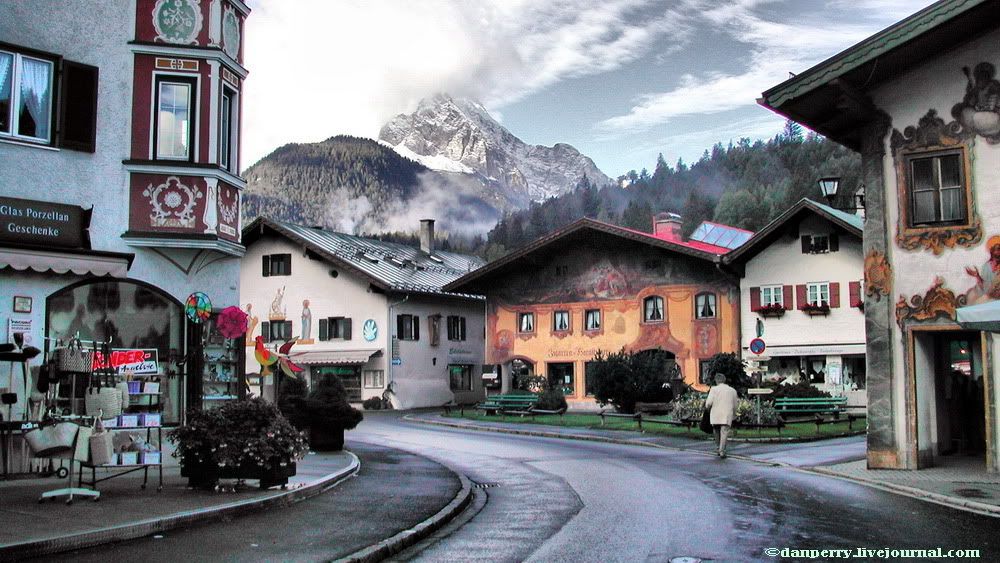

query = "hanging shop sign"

[92,349,160,375]
[0,196,91,249]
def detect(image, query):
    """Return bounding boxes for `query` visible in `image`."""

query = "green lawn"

[442,411,862,440]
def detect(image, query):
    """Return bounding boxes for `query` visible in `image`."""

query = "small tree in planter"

[277,376,309,429]
[587,348,674,414]
[704,352,752,396]
[170,398,308,489]
[304,377,364,451]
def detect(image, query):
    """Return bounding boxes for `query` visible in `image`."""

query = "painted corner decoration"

[221,5,241,59]
[895,277,967,328]
[362,319,378,342]
[153,0,204,45]
[185,292,212,324]
[863,250,892,301]
[951,62,1000,143]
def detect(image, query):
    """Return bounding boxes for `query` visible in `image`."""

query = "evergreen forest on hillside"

[473,122,861,261]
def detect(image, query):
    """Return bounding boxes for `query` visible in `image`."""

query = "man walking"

[705,373,738,458]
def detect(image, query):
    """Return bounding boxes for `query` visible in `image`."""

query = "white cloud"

[595,0,934,134]
[242,0,691,168]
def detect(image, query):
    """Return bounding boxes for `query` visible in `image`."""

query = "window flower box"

[757,304,786,317]
[801,302,831,316]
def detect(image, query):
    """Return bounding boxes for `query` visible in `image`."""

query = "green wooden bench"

[773,397,848,418]
[476,393,539,415]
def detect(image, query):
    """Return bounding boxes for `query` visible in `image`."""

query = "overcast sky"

[243,0,933,178]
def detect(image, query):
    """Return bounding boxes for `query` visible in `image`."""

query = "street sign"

[749,338,766,355]
[747,388,774,395]
[391,358,402,366]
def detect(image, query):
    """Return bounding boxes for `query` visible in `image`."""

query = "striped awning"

[290,349,382,365]
[0,246,133,277]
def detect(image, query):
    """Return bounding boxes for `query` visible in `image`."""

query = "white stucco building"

[241,218,487,408]
[761,0,1000,471]
[724,199,866,406]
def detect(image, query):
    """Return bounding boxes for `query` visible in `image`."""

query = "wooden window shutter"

[800,236,812,254]
[829,233,840,252]
[284,321,293,337]
[261,321,270,342]
[318,318,329,341]
[795,285,807,310]
[343,318,353,340]
[283,254,292,275]
[262,255,270,277]
[849,281,862,308]
[413,316,420,341]
[829,282,841,308]
[397,315,404,339]
[57,60,99,152]
[782,285,793,308]
[749,287,761,312]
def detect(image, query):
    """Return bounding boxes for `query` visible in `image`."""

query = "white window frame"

[151,72,198,162]
[219,87,235,171]
[643,296,664,323]
[553,310,570,332]
[807,282,830,306]
[761,285,783,307]
[695,292,717,319]
[0,49,55,144]
[518,312,535,334]
[906,150,966,226]
[363,370,385,389]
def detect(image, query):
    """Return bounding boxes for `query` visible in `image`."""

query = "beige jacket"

[706,383,738,426]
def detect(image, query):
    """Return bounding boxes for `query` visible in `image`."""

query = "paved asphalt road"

[48,411,998,562]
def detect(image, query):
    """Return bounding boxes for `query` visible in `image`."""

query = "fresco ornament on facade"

[962,235,1000,304]
[890,109,982,255]
[269,286,286,321]
[299,300,313,344]
[153,0,203,45]
[221,5,241,59]
[143,176,202,228]
[244,303,259,346]
[951,62,1000,143]
[895,276,967,328]
[864,249,892,301]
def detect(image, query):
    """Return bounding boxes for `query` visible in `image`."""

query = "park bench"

[476,393,539,415]
[635,402,672,416]
[773,397,848,419]
[811,413,867,432]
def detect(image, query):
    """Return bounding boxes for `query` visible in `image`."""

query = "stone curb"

[804,466,1000,518]
[332,472,474,563]
[410,415,999,518]
[0,452,361,560]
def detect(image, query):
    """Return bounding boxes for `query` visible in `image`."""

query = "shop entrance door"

[547,362,574,396]
[912,330,986,468]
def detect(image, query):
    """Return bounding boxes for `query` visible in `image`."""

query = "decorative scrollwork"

[143,176,202,229]
[863,250,892,301]
[895,277,967,328]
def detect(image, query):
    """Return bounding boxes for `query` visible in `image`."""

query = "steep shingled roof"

[243,217,485,300]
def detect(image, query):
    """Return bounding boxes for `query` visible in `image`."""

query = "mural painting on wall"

[429,315,441,346]
[963,236,1000,305]
[218,185,240,238]
[952,62,1000,143]
[244,303,259,346]
[695,323,719,358]
[269,286,286,321]
[864,250,892,301]
[299,300,313,344]
[143,176,203,229]
[895,277,968,328]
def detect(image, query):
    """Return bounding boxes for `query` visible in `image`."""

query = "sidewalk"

[0,448,359,559]
[408,410,1000,517]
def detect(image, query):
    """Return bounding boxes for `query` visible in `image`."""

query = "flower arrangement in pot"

[170,398,308,489]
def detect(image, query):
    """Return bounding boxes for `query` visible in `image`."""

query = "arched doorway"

[509,358,535,392]
[47,279,185,424]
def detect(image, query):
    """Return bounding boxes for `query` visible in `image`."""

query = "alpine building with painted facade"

[760,0,1000,472]
[240,218,487,409]
[723,199,867,409]
[0,0,250,423]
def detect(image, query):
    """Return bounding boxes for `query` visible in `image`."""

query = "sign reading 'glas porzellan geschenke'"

[0,196,89,249]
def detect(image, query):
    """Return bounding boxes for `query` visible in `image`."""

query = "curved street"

[53,411,997,562]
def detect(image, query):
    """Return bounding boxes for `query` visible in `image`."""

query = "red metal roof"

[615,224,732,256]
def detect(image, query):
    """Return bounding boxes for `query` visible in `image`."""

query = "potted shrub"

[170,398,309,489]
[303,377,364,451]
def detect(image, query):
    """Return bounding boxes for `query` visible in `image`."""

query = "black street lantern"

[818,176,840,205]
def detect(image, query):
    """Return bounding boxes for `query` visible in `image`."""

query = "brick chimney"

[420,219,435,254]
[653,212,682,242]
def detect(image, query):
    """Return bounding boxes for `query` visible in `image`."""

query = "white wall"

[740,214,866,352]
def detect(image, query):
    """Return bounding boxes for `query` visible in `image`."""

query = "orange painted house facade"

[446,218,742,408]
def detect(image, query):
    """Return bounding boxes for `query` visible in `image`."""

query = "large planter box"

[309,426,346,452]
[182,457,297,489]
